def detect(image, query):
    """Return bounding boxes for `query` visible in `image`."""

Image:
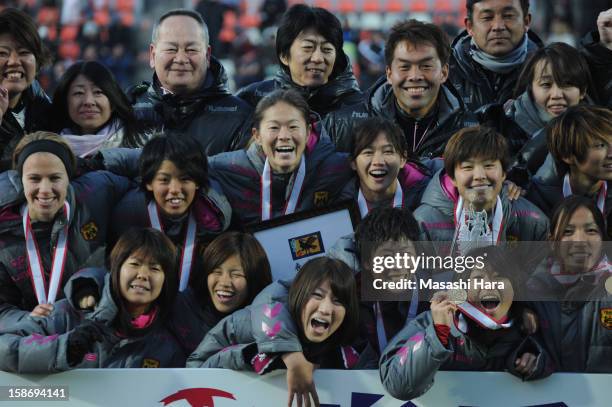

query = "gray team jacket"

[0,269,185,372]
[414,169,549,243]
[379,310,551,401]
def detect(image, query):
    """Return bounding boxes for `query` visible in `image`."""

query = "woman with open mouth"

[187,256,373,406]
[209,89,352,226]
[527,196,612,372]
[0,8,54,172]
[50,61,146,157]
[0,131,131,326]
[167,231,272,355]
[342,117,433,218]
[0,227,186,372]
[380,246,551,401]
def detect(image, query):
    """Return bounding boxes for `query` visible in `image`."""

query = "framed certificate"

[247,201,360,281]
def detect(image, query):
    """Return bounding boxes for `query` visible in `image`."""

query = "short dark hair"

[110,228,178,322]
[139,135,209,199]
[253,89,311,131]
[288,257,359,347]
[515,42,592,98]
[550,196,608,242]
[196,232,273,307]
[466,0,530,21]
[384,19,451,67]
[350,117,409,161]
[51,61,142,146]
[152,9,209,44]
[0,8,51,70]
[276,4,345,78]
[547,105,612,174]
[355,207,421,266]
[444,126,510,179]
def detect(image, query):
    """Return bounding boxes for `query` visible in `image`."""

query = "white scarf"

[60,119,124,158]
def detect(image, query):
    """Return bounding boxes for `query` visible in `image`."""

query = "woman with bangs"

[527,105,612,224]
[0,8,53,171]
[341,117,434,218]
[527,196,612,372]
[480,42,594,182]
[106,135,231,293]
[0,228,185,372]
[168,231,273,354]
[187,257,373,406]
[50,61,145,157]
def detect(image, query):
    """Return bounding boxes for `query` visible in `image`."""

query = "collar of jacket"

[421,168,513,222]
[148,56,231,103]
[451,29,544,83]
[274,53,361,110]
[367,76,464,126]
[0,170,76,235]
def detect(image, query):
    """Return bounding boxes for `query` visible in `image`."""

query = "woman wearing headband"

[0,131,131,325]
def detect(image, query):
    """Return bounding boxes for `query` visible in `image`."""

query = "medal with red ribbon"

[21,202,70,304]
[147,201,196,291]
[357,180,404,219]
[260,157,305,221]
[563,173,607,214]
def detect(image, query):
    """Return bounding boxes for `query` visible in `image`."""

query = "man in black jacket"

[128,9,253,156]
[449,0,541,111]
[322,19,477,159]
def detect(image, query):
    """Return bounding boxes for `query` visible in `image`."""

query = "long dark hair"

[51,61,142,146]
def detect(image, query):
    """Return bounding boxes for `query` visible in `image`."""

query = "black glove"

[75,153,105,177]
[66,319,111,366]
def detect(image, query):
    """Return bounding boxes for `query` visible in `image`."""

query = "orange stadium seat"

[94,9,111,26]
[314,0,334,11]
[60,25,79,42]
[339,0,356,12]
[433,0,456,13]
[363,0,382,12]
[239,13,261,29]
[37,6,60,25]
[408,0,429,13]
[58,41,80,60]
[386,0,405,12]
[119,11,134,26]
[116,0,135,13]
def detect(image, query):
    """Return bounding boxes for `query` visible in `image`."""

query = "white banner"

[0,369,610,406]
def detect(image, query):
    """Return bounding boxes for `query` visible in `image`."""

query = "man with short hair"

[323,19,477,159]
[128,9,253,155]
[449,0,541,111]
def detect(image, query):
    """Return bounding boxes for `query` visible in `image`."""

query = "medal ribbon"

[261,157,306,221]
[21,202,70,304]
[563,173,606,214]
[357,180,404,218]
[456,301,513,332]
[147,201,196,291]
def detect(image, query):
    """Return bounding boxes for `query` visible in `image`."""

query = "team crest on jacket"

[142,358,160,368]
[80,221,98,241]
[289,232,324,260]
[313,191,329,207]
[600,308,612,329]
